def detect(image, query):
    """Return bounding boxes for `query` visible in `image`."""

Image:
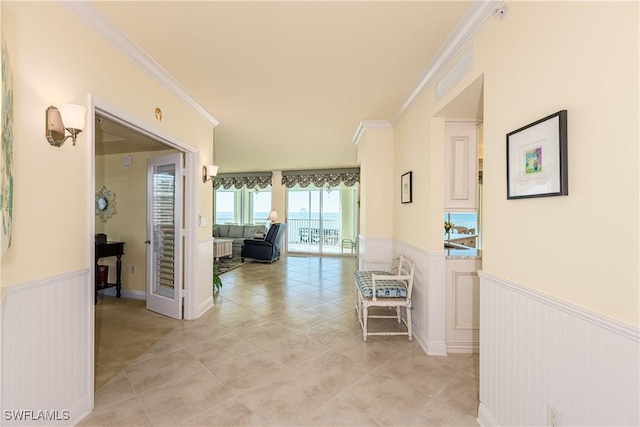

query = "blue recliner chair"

[241,223,287,263]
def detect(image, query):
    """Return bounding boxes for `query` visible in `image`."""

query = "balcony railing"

[214,217,355,254]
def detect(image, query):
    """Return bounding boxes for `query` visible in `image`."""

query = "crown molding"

[390,0,502,125]
[352,120,392,145]
[58,1,220,127]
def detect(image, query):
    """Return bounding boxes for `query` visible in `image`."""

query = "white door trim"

[88,94,199,320]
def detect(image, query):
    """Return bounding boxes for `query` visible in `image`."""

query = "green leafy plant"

[213,263,223,292]
[444,221,454,235]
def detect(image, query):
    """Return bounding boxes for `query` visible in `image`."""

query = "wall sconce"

[202,164,219,183]
[268,209,280,224]
[45,104,87,147]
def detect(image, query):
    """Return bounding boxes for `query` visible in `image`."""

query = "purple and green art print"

[525,147,542,174]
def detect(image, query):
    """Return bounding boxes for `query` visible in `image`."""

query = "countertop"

[444,241,482,259]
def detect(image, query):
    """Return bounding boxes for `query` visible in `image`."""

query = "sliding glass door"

[286,184,357,255]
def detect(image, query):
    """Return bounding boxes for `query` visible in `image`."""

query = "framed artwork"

[506,110,568,199]
[401,171,412,204]
[1,40,14,255]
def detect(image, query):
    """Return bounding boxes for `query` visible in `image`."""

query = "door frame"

[88,94,198,320]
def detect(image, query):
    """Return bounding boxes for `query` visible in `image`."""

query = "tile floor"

[81,255,479,426]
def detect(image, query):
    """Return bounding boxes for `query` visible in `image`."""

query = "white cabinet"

[444,122,478,211]
[445,257,481,352]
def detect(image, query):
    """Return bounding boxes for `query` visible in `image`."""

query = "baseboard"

[425,339,448,356]
[197,296,214,317]
[53,395,92,427]
[477,403,499,427]
[446,340,479,353]
[99,288,146,300]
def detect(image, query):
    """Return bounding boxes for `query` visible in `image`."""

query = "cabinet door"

[444,122,478,211]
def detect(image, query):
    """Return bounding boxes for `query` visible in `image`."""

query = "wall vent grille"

[436,46,474,102]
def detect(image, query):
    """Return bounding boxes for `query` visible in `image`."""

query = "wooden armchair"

[354,254,415,342]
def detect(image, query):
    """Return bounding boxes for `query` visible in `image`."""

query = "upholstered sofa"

[213,224,267,256]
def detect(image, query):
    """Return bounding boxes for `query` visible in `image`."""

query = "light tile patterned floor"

[81,255,479,426]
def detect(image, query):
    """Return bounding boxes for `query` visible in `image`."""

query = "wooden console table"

[95,241,125,304]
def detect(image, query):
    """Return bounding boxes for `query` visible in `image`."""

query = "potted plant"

[213,263,223,293]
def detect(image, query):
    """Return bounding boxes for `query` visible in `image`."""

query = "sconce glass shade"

[45,104,87,147]
[202,164,219,183]
[207,164,219,177]
[58,104,87,130]
[268,209,279,223]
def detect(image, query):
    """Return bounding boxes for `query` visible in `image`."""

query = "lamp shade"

[268,210,279,223]
[206,164,219,177]
[58,104,87,130]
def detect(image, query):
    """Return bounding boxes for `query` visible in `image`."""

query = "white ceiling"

[88,1,475,166]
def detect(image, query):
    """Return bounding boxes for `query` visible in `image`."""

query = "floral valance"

[281,168,360,188]
[213,172,272,190]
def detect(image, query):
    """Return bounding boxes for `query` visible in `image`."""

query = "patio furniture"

[241,223,287,263]
[354,254,415,341]
[341,238,356,254]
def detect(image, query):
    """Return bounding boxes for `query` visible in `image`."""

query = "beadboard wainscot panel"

[195,237,214,317]
[478,271,640,427]
[1,269,94,426]
[393,241,447,356]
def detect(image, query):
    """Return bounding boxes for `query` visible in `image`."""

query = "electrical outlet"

[547,403,562,427]
[131,265,136,274]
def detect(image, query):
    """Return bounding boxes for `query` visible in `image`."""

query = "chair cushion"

[228,225,245,238]
[355,271,407,298]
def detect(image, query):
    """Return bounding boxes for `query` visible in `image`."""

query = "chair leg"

[406,305,413,342]
[362,305,368,342]
[396,307,401,324]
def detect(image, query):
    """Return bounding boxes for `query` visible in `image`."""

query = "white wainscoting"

[1,269,94,426]
[386,241,447,356]
[191,237,214,319]
[478,271,640,427]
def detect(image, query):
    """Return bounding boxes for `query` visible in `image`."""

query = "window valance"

[281,168,360,188]
[213,172,272,190]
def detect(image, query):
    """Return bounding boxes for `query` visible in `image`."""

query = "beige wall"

[1,2,214,287]
[356,128,394,239]
[394,1,639,326]
[96,150,176,292]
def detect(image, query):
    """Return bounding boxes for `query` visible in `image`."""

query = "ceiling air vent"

[436,46,474,102]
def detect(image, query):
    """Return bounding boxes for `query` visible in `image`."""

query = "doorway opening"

[90,97,200,395]
[285,183,358,255]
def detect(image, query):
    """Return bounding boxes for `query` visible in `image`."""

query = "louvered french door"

[146,153,183,319]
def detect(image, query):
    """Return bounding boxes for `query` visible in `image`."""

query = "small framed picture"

[401,171,412,204]
[507,110,568,199]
